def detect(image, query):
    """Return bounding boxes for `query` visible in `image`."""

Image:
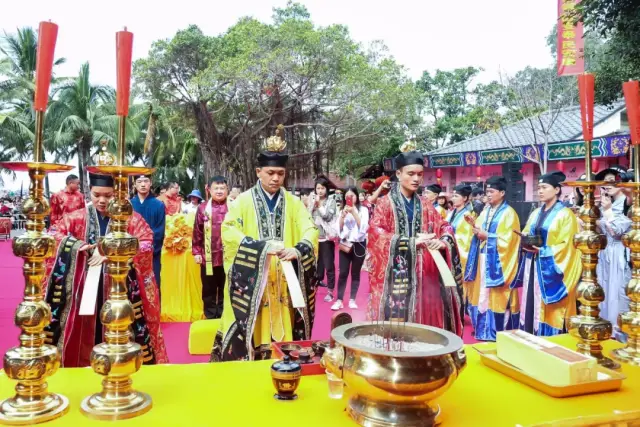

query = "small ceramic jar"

[271,355,301,400]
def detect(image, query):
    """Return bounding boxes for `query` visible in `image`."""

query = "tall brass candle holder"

[612,81,640,366]
[80,28,154,420]
[0,21,71,425]
[565,73,619,369]
[614,152,640,365]
[566,146,619,370]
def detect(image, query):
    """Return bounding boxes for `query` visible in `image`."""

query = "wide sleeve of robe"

[477,205,521,289]
[367,197,415,320]
[496,207,521,288]
[455,213,475,272]
[127,212,168,364]
[539,208,581,307]
[289,193,319,256]
[221,192,251,274]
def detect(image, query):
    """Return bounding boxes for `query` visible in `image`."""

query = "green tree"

[575,0,640,104]
[47,63,137,196]
[491,67,577,173]
[0,27,65,194]
[134,2,420,185]
[416,67,484,148]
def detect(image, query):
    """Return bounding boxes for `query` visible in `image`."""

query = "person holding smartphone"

[596,183,631,341]
[367,176,392,208]
[309,177,338,294]
[331,187,369,310]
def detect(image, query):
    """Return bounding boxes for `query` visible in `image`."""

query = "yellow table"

[0,335,637,426]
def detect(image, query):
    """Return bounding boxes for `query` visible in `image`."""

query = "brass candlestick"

[80,27,153,420]
[613,146,640,365]
[0,110,72,424]
[80,128,155,419]
[566,139,619,370]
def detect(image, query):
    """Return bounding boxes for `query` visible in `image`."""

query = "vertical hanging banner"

[557,0,585,76]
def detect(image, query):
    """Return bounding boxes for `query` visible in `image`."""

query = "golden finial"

[96,140,116,166]
[400,139,417,153]
[263,124,287,153]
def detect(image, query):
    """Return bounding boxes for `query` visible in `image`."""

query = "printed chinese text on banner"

[557,0,585,76]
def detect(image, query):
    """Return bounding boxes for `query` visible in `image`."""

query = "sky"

[1,0,558,192]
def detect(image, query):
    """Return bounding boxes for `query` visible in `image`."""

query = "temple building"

[423,101,630,202]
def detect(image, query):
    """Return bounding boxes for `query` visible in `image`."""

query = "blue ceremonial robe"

[131,194,166,289]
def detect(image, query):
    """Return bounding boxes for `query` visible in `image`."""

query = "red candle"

[116,29,134,117]
[623,81,640,146]
[475,166,482,177]
[557,160,565,173]
[577,74,595,142]
[592,158,599,172]
[33,21,58,112]
[436,168,443,179]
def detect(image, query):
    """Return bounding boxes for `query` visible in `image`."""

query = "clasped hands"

[267,241,297,261]
[416,233,445,250]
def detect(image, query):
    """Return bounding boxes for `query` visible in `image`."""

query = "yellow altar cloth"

[0,335,637,426]
[160,212,204,322]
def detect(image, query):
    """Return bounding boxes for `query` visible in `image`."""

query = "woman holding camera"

[514,171,581,336]
[331,187,369,310]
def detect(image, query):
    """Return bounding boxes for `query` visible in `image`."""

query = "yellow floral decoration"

[163,214,192,255]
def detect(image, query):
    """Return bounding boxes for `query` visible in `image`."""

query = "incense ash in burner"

[322,323,466,426]
[351,334,444,352]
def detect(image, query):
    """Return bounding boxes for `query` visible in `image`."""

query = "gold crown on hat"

[263,124,287,153]
[400,139,417,153]
[96,139,115,166]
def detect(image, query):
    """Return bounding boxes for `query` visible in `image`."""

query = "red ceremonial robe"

[367,186,464,337]
[49,188,85,226]
[44,206,168,367]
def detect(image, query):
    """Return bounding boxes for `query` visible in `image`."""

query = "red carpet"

[0,241,477,365]
[0,241,21,361]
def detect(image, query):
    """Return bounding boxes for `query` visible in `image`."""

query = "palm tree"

[47,62,138,196]
[126,101,202,193]
[129,101,176,167]
[0,27,65,195]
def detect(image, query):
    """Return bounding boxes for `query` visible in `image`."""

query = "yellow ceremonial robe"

[448,204,475,304]
[160,212,204,322]
[211,184,319,361]
[464,202,521,341]
[516,202,581,335]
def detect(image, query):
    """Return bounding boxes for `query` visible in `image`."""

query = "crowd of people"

[10,139,632,365]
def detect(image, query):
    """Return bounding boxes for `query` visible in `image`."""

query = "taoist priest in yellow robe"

[210,125,319,362]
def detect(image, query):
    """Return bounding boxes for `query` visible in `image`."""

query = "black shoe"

[317,281,328,288]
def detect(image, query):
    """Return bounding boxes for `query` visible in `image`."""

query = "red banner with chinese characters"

[557,0,584,76]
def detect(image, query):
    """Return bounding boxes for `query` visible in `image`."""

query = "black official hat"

[538,171,566,188]
[486,176,507,191]
[425,184,442,194]
[257,151,289,168]
[394,151,424,169]
[394,139,424,170]
[453,184,473,197]
[89,173,114,187]
[595,165,627,181]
